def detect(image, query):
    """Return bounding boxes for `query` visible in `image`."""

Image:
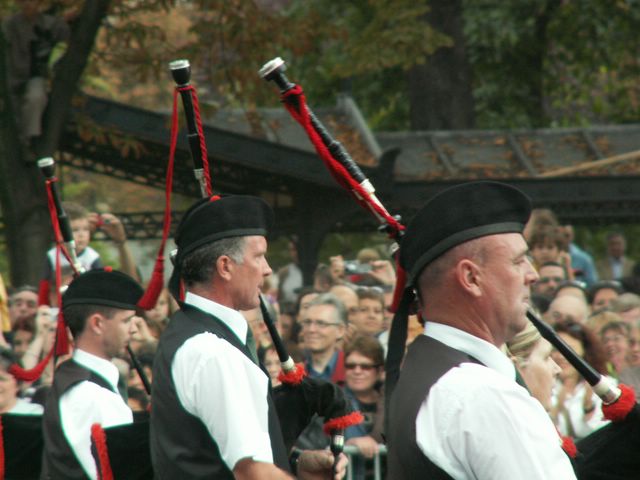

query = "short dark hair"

[63,304,120,338]
[529,226,566,251]
[181,236,246,287]
[62,201,89,221]
[345,335,384,367]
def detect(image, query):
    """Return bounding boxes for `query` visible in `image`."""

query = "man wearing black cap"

[42,268,144,479]
[386,182,577,479]
[151,195,344,479]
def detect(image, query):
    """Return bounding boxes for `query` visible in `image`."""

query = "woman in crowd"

[550,320,610,439]
[354,287,385,336]
[343,335,385,479]
[507,322,560,412]
[600,320,634,377]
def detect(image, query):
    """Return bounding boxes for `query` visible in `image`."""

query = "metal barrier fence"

[343,444,387,480]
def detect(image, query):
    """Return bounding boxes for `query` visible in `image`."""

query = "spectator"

[523,208,558,243]
[329,284,360,325]
[550,320,610,439]
[343,335,385,479]
[561,225,598,286]
[0,273,10,335]
[600,321,633,378]
[276,237,303,308]
[596,231,636,281]
[506,322,559,413]
[262,345,282,388]
[610,292,640,326]
[301,293,346,385]
[0,346,43,415]
[588,280,624,312]
[354,287,385,336]
[2,0,70,147]
[529,225,569,272]
[532,262,566,299]
[20,305,57,387]
[545,295,590,325]
[586,310,623,341]
[11,318,34,362]
[313,263,335,292]
[41,203,140,306]
[7,285,38,331]
[555,280,589,304]
[127,349,154,392]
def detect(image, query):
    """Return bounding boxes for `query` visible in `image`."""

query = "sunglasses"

[345,362,380,371]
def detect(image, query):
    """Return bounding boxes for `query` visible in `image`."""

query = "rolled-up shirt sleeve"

[172,332,273,470]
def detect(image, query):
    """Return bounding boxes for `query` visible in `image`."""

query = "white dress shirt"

[59,349,133,480]
[171,292,273,471]
[416,322,577,480]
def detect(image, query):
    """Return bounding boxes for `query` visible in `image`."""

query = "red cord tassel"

[561,435,578,459]
[91,423,114,480]
[323,411,364,436]
[37,279,50,306]
[602,383,637,422]
[277,363,307,386]
[137,256,165,310]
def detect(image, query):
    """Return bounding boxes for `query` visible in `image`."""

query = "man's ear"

[87,313,103,336]
[216,255,234,281]
[456,259,482,297]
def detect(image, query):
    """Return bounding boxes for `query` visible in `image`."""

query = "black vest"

[41,360,116,480]
[150,304,289,479]
[387,335,482,480]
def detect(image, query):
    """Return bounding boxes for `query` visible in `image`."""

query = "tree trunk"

[407,0,475,130]
[0,30,51,287]
[0,1,112,286]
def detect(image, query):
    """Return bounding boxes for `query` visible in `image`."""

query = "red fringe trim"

[323,411,364,436]
[137,258,165,310]
[277,363,307,386]
[602,383,637,422]
[561,435,578,459]
[91,423,113,480]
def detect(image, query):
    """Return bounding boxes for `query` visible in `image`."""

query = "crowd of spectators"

[2,199,640,477]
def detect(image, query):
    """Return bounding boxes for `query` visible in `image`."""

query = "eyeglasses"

[301,319,341,329]
[345,362,380,371]
[538,276,564,284]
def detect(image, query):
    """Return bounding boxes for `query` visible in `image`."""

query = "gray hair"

[181,236,246,287]
[307,293,348,325]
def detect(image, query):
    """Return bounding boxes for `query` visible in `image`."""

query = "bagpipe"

[260,57,640,479]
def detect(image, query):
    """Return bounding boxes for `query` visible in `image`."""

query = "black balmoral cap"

[62,269,144,310]
[174,194,274,264]
[400,181,531,286]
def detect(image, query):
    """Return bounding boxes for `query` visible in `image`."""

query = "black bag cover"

[90,412,153,480]
[574,405,640,480]
[1,413,43,480]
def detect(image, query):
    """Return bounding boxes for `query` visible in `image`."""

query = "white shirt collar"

[184,291,248,344]
[423,322,516,381]
[73,348,121,392]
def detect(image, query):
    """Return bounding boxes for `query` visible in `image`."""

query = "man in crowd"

[532,261,567,299]
[42,268,143,479]
[302,293,347,385]
[386,181,577,479]
[597,231,636,281]
[150,195,345,479]
[8,285,38,330]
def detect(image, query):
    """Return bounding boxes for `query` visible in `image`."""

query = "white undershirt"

[171,292,273,471]
[59,349,133,480]
[416,322,577,480]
